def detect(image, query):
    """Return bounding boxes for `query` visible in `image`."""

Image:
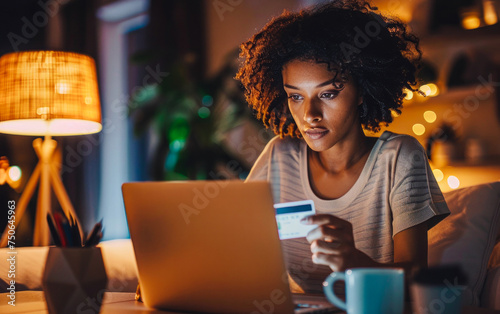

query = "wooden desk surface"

[1,291,499,314]
[0,291,185,314]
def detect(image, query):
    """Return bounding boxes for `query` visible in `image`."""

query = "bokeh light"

[461,12,481,29]
[432,169,444,182]
[423,111,437,123]
[484,0,498,25]
[198,107,210,119]
[202,95,213,107]
[427,83,439,96]
[412,124,426,136]
[8,166,21,182]
[447,176,460,189]
[419,85,431,96]
[404,89,413,100]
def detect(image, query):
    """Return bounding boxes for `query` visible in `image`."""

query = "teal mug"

[323,268,404,314]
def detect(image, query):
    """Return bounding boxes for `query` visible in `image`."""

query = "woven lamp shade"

[0,51,101,136]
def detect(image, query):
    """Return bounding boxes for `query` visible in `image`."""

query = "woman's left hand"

[301,214,377,272]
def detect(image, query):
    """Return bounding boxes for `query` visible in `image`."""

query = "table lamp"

[0,51,102,246]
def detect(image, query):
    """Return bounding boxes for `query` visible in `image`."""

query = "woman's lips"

[304,129,328,140]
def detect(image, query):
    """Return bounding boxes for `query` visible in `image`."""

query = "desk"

[0,291,185,314]
[1,291,499,314]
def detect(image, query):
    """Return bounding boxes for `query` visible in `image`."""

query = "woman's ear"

[357,95,363,106]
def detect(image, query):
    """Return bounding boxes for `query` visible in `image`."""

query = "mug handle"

[323,272,347,311]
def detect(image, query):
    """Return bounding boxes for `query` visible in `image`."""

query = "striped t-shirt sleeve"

[390,136,450,236]
[245,136,274,182]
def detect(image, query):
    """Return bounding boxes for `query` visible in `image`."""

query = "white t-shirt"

[245,131,450,293]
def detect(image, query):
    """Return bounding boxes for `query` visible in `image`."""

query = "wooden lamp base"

[0,135,83,247]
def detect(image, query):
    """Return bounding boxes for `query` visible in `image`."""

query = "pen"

[47,211,103,247]
[53,213,68,247]
[68,213,83,247]
[46,214,62,246]
[62,219,73,247]
[84,220,103,247]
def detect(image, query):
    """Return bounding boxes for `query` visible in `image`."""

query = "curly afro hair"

[236,0,421,138]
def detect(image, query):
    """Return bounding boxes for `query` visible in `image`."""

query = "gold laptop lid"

[122,180,295,314]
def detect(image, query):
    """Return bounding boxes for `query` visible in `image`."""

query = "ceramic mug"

[411,284,465,314]
[323,268,404,314]
[410,265,467,314]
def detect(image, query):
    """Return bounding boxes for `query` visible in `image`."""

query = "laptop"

[122,180,338,313]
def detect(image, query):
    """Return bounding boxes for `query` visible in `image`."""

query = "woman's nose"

[303,98,322,123]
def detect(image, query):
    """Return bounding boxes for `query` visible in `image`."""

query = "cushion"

[481,266,500,310]
[488,241,500,269]
[428,181,500,306]
[482,242,500,309]
[0,239,138,292]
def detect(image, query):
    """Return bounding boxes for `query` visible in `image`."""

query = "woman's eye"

[287,94,303,101]
[320,92,338,99]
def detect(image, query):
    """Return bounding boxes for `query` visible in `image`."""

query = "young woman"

[236,0,450,294]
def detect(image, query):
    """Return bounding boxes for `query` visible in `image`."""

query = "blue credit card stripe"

[275,204,313,215]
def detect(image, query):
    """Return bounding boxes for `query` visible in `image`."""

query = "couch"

[1,181,500,310]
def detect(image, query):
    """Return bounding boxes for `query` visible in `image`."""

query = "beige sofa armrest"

[0,239,138,292]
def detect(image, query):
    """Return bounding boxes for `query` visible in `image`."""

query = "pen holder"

[42,247,108,314]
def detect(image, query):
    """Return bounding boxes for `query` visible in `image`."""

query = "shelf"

[420,24,500,50]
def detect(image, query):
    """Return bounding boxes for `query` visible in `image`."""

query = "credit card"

[274,200,316,240]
